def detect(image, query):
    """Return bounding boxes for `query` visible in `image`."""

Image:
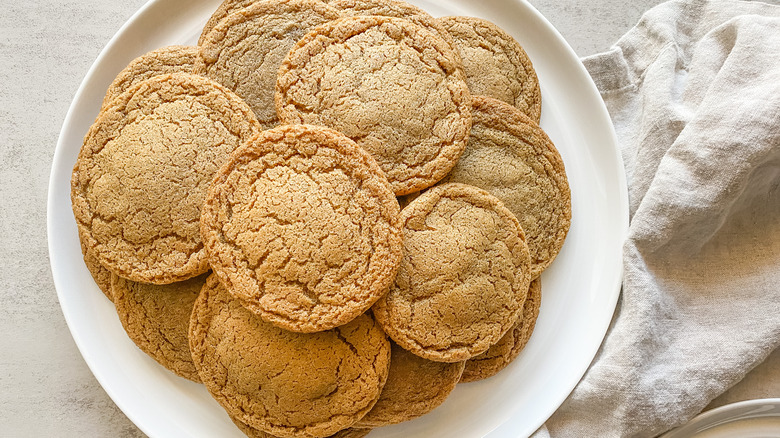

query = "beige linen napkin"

[534,0,780,436]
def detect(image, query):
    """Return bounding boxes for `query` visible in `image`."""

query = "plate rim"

[660,398,780,437]
[47,0,629,437]
[503,0,628,433]
[47,0,180,434]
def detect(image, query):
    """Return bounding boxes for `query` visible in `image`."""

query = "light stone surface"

[2,0,776,436]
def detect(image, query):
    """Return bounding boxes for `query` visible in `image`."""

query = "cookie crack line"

[333,327,360,356]
[275,15,471,195]
[74,73,261,284]
[200,124,401,332]
[212,193,375,311]
[204,32,291,66]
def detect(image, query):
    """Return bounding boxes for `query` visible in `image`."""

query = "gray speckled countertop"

[1,0,775,436]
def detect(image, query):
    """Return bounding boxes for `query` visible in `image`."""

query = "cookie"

[438,16,541,122]
[200,124,402,333]
[328,0,458,55]
[355,342,464,428]
[460,277,541,382]
[80,237,113,301]
[100,45,205,110]
[231,415,371,438]
[189,275,390,437]
[328,429,371,438]
[71,73,261,284]
[372,183,532,362]
[111,273,207,382]
[276,15,472,196]
[438,96,571,279]
[200,0,343,129]
[198,0,256,45]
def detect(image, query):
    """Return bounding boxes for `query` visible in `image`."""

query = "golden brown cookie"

[355,342,464,428]
[100,46,205,109]
[231,415,371,438]
[438,96,571,279]
[276,15,472,196]
[372,183,532,362]
[438,16,541,122]
[198,0,256,45]
[189,275,390,438]
[460,277,541,382]
[112,273,207,382]
[328,0,458,54]
[71,73,261,284]
[80,237,113,301]
[200,124,402,333]
[200,0,343,129]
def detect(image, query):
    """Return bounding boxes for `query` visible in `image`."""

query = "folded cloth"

[534,0,780,436]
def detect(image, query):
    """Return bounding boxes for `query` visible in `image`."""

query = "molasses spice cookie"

[200,0,343,129]
[372,183,532,362]
[328,0,459,54]
[201,124,402,333]
[276,15,472,195]
[189,275,390,438]
[438,16,541,122]
[198,0,254,45]
[460,277,542,382]
[439,96,571,279]
[100,45,206,110]
[355,342,464,428]
[71,73,261,284]
[112,273,208,382]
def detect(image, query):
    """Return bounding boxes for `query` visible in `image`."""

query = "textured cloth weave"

[535,0,780,436]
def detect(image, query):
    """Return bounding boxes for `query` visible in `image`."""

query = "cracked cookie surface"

[328,0,458,55]
[276,15,472,196]
[372,183,532,362]
[189,275,390,438]
[71,73,261,284]
[200,0,343,129]
[438,16,541,122]
[355,342,464,428]
[231,414,371,438]
[460,277,541,382]
[198,0,255,45]
[112,272,207,382]
[200,124,402,333]
[101,45,205,110]
[438,96,571,279]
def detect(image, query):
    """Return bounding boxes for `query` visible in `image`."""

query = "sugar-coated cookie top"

[355,342,464,428]
[373,182,532,362]
[200,0,343,129]
[438,16,541,122]
[189,275,390,437]
[460,277,541,382]
[71,72,261,284]
[276,15,472,195]
[439,96,571,279]
[100,45,206,110]
[200,124,402,333]
[112,273,207,382]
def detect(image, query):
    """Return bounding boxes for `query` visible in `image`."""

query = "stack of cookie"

[71,0,571,436]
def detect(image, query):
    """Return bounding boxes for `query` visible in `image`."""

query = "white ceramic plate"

[661,399,780,438]
[47,0,628,437]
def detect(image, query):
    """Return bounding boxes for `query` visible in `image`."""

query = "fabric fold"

[536,1,780,437]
